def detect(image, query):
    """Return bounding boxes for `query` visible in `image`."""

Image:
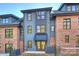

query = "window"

[72,5,76,11]
[27,13,32,21]
[37,25,40,33]
[63,18,71,30]
[37,25,45,33]
[67,5,71,11]
[3,18,9,24]
[40,25,45,33]
[77,5,79,11]
[0,43,1,48]
[65,35,69,43]
[0,19,2,23]
[37,11,45,20]
[51,26,54,31]
[28,40,32,48]
[76,35,79,47]
[5,43,13,53]
[27,26,32,34]
[5,29,13,38]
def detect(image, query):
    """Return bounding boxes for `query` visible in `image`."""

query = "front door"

[36,41,47,51]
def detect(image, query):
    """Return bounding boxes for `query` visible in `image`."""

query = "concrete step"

[24,51,46,54]
[22,51,47,56]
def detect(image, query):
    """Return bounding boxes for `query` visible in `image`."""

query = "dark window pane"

[65,35,69,43]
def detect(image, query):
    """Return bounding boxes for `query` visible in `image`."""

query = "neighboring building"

[54,3,79,55]
[21,7,55,54]
[0,14,21,55]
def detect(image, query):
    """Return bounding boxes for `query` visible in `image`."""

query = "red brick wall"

[0,26,20,53]
[56,15,79,55]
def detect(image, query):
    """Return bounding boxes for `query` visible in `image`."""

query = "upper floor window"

[51,26,54,31]
[5,29,13,38]
[67,5,71,11]
[0,18,10,24]
[65,35,69,43]
[27,26,32,34]
[37,11,45,20]
[27,13,32,21]
[63,18,71,30]
[77,5,79,11]
[37,25,46,33]
[72,5,76,11]
[3,18,9,24]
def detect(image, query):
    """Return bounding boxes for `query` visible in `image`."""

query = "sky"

[0,3,61,18]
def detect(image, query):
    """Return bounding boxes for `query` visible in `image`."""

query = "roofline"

[58,3,79,11]
[52,12,79,16]
[0,14,20,19]
[58,3,64,11]
[21,7,52,13]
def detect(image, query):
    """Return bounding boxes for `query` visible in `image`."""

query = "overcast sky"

[0,3,61,18]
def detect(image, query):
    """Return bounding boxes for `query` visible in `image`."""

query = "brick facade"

[0,26,20,53]
[56,15,79,55]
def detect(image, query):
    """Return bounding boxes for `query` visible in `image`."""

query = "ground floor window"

[5,43,13,54]
[0,43,1,48]
[65,35,69,43]
[76,35,79,47]
[27,40,32,48]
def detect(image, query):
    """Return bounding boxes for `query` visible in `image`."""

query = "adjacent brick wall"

[0,26,20,53]
[56,15,79,55]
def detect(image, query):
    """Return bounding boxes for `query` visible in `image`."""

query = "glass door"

[36,41,46,51]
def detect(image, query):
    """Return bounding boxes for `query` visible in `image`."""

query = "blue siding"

[23,9,54,52]
[24,13,36,51]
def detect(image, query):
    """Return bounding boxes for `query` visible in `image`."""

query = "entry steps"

[22,51,47,56]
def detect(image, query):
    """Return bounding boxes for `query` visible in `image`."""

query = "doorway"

[35,41,47,51]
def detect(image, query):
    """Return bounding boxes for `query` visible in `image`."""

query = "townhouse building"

[0,3,79,56]
[53,3,79,55]
[21,7,55,54]
[0,14,23,55]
